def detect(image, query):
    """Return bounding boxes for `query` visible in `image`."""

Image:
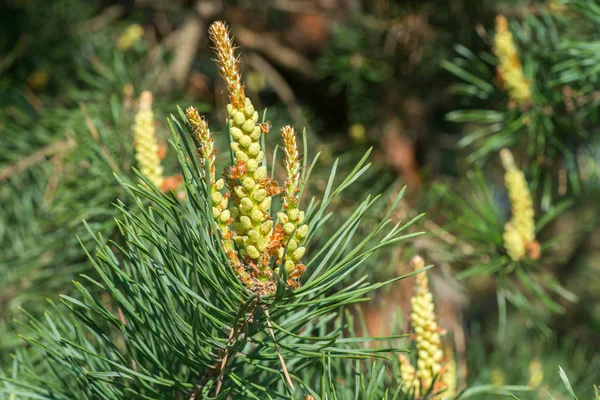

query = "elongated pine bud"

[186,107,216,184]
[494,15,532,105]
[401,256,449,396]
[276,126,308,287]
[133,91,164,189]
[410,256,444,391]
[209,21,246,109]
[281,126,301,209]
[500,149,537,261]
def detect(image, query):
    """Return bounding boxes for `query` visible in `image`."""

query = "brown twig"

[0,138,76,182]
[23,86,44,111]
[169,16,204,87]
[190,298,258,399]
[423,219,475,256]
[43,152,66,206]
[214,327,236,395]
[233,25,315,80]
[0,34,29,74]
[264,309,295,390]
[246,52,311,133]
[148,1,221,90]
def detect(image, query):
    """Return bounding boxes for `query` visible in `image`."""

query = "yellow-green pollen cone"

[400,256,449,396]
[133,90,164,189]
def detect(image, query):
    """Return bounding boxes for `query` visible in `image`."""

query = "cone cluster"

[185,21,309,294]
[494,15,532,105]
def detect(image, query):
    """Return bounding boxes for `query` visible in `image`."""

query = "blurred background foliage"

[1,0,599,398]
